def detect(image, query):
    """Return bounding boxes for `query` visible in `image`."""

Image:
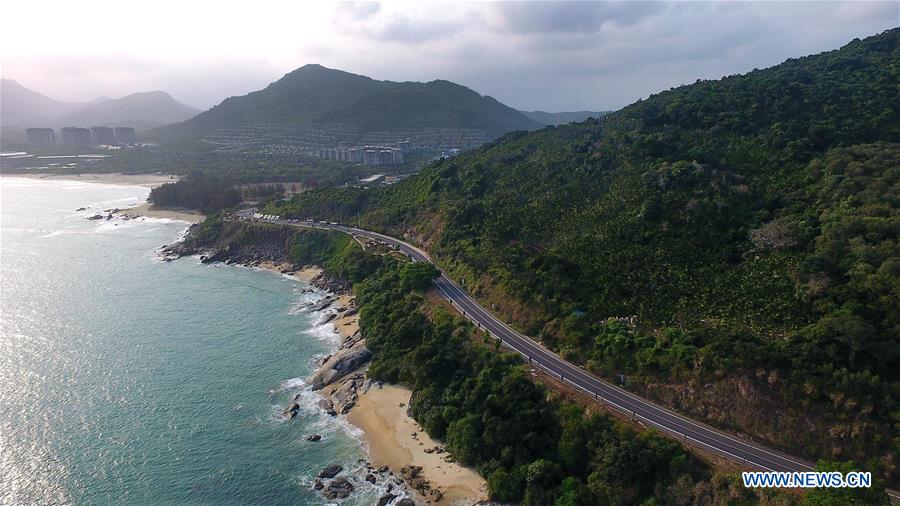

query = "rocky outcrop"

[310,272,351,295]
[318,464,343,479]
[329,373,369,414]
[323,477,354,500]
[283,402,300,420]
[317,398,337,417]
[199,242,239,263]
[309,344,371,391]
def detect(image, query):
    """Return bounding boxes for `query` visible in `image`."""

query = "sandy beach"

[257,261,483,503]
[348,385,488,505]
[7,172,179,188]
[119,202,206,224]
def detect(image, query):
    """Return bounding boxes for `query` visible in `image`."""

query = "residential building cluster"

[25,127,138,147]
[318,145,405,166]
[201,122,495,163]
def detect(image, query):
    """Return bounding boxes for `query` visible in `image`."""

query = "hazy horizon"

[2,1,897,113]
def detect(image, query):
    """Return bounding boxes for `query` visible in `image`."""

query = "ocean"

[0,177,385,505]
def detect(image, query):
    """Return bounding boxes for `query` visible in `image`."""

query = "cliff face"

[163,220,292,263]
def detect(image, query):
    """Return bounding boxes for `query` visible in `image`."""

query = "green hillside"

[151,65,540,140]
[267,28,900,480]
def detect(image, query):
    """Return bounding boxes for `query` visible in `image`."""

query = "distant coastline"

[3,172,207,224]
[4,172,179,188]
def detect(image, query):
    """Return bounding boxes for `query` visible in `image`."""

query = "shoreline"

[3,172,180,188]
[119,202,206,224]
[3,172,206,224]
[255,260,486,504]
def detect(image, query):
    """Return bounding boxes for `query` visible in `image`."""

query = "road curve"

[244,216,898,500]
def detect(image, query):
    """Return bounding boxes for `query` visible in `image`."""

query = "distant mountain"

[0,80,197,132]
[152,64,541,140]
[0,79,88,127]
[56,91,199,129]
[520,109,611,126]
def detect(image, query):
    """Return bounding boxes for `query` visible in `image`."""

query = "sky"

[1,1,897,112]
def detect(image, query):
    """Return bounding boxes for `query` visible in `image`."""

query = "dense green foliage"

[151,64,539,140]
[338,247,787,504]
[265,29,900,479]
[148,172,240,212]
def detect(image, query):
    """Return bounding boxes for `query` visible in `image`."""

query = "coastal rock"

[305,434,322,442]
[377,493,395,506]
[318,464,343,479]
[200,242,239,264]
[366,474,376,483]
[310,272,351,294]
[309,346,371,390]
[396,499,416,506]
[317,398,336,416]
[306,295,337,314]
[431,489,443,502]
[343,306,359,317]
[313,479,324,491]
[320,313,337,324]
[323,477,354,500]
[283,402,300,420]
[87,214,104,220]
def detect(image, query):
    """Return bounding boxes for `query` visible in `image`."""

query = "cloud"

[1,1,897,112]
[334,1,381,20]
[489,1,666,33]
[333,3,469,44]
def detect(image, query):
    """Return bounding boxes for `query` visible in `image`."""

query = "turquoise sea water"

[0,178,383,505]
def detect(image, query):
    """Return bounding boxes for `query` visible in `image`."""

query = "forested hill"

[267,28,900,480]
[151,64,540,140]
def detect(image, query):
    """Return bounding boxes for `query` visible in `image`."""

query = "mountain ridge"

[151,64,541,141]
[0,79,198,131]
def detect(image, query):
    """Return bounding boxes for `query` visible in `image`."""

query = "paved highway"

[241,214,898,500]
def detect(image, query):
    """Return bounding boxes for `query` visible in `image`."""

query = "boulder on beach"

[396,498,415,506]
[318,464,343,479]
